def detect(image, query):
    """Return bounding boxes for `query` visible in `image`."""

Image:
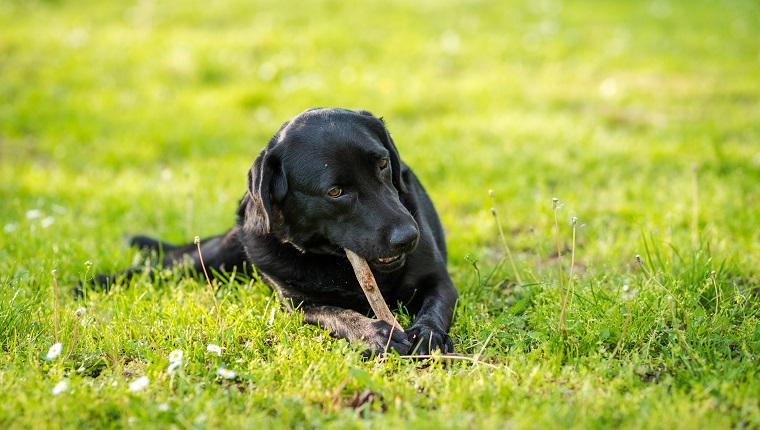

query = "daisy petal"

[46,342,63,360]
[52,379,69,396]
[128,376,149,392]
[216,367,236,379]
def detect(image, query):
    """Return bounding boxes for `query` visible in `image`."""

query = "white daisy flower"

[206,344,222,355]
[216,367,236,379]
[168,349,183,364]
[167,361,181,374]
[74,307,86,317]
[128,376,149,392]
[41,216,55,229]
[52,379,69,396]
[46,342,63,360]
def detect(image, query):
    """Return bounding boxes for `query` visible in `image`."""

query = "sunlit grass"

[1,0,759,428]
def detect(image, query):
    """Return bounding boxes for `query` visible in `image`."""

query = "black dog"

[94,108,458,355]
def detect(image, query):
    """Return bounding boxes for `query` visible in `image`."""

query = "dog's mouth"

[377,255,400,264]
[368,254,406,272]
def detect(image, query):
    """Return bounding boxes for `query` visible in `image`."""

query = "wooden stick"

[344,248,404,333]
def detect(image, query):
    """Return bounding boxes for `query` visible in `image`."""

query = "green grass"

[2,0,759,428]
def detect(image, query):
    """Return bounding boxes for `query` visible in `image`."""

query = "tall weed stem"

[52,269,60,343]
[489,190,523,286]
[552,198,566,334]
[559,216,577,335]
[710,270,719,324]
[195,236,224,347]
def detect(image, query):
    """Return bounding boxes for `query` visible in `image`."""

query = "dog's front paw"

[406,325,453,355]
[360,320,412,357]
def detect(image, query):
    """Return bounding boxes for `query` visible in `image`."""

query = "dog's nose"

[389,224,419,253]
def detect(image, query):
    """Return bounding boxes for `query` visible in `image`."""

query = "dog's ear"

[243,148,287,234]
[355,110,408,193]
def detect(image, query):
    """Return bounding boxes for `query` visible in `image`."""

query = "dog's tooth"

[377,255,400,263]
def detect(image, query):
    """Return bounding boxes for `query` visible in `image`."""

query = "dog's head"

[240,108,419,272]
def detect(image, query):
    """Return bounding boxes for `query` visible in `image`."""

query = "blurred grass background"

[1,0,759,428]
[2,0,758,264]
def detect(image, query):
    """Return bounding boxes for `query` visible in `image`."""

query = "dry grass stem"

[195,236,224,346]
[489,190,523,285]
[396,353,506,371]
[710,270,720,324]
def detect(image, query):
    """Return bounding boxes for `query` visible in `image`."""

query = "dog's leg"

[128,235,181,253]
[150,227,248,274]
[302,305,412,356]
[405,280,457,354]
[86,227,249,292]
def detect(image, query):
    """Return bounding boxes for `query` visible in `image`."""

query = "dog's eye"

[327,187,343,198]
[378,158,388,170]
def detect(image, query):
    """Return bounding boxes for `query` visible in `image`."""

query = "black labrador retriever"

[93,108,458,355]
